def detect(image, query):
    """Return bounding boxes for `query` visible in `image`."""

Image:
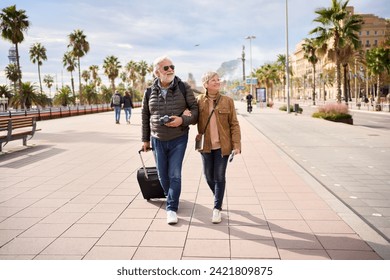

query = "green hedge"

[312,112,352,121]
[279,105,303,113]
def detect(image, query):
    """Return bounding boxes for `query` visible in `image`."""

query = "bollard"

[294,103,299,113]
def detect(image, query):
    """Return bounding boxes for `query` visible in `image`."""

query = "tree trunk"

[312,64,316,105]
[71,72,75,98]
[38,64,43,94]
[376,75,380,103]
[78,57,82,104]
[343,64,348,105]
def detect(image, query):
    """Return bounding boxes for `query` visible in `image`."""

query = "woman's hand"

[182,109,192,117]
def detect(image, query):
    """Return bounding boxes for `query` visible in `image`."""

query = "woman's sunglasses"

[162,65,175,71]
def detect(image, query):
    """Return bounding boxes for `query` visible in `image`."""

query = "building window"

[366,31,370,35]
[374,30,378,35]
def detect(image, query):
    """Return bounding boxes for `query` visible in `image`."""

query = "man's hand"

[142,142,151,152]
[165,116,183,127]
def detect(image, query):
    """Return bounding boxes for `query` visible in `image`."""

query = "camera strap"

[201,95,221,134]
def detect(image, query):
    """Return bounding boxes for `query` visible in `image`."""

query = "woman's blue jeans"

[151,133,188,212]
[124,107,131,122]
[201,149,229,210]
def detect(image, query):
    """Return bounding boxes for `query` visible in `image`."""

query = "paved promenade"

[0,103,389,260]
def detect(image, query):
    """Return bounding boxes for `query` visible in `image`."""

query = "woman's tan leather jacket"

[197,93,241,156]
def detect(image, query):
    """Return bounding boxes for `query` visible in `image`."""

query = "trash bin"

[294,103,299,113]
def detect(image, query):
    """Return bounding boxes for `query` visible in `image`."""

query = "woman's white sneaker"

[212,209,222,224]
[167,210,178,225]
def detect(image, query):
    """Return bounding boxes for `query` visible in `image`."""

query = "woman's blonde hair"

[201,71,218,88]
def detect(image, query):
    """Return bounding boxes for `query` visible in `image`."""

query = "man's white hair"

[153,55,172,76]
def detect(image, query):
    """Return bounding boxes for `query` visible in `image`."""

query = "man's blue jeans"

[151,133,188,212]
[201,149,229,210]
[114,106,121,122]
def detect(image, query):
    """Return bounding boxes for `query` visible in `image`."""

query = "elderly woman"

[196,71,241,223]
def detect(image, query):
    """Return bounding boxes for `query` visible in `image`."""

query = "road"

[236,101,390,246]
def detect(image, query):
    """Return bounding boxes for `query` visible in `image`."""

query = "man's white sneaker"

[212,209,222,224]
[167,210,178,225]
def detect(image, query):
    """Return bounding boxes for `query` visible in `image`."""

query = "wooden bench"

[0,116,40,152]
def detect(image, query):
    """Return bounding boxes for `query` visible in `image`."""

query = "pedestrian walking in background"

[110,91,123,124]
[141,56,198,225]
[196,71,241,223]
[123,91,134,124]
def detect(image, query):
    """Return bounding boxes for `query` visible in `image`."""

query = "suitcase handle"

[138,148,154,179]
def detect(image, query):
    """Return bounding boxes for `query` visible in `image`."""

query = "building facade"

[291,6,389,102]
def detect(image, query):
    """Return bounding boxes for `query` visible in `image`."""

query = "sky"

[0,0,389,91]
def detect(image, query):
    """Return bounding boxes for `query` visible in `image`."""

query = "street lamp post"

[245,35,256,99]
[285,0,291,113]
[241,45,246,82]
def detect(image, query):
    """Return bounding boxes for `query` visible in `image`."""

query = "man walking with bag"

[111,91,123,124]
[141,56,198,224]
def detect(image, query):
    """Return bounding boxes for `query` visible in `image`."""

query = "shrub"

[312,103,352,122]
[279,104,303,113]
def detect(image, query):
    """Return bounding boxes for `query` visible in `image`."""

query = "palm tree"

[62,51,77,97]
[137,60,151,91]
[5,63,20,95]
[53,86,74,107]
[0,5,30,109]
[255,63,279,102]
[100,85,113,103]
[29,42,47,95]
[9,82,46,109]
[302,38,319,105]
[366,47,390,103]
[83,84,98,105]
[125,60,138,88]
[89,65,99,91]
[310,0,363,103]
[276,54,286,101]
[68,29,89,103]
[82,70,90,84]
[103,55,121,93]
[43,74,54,98]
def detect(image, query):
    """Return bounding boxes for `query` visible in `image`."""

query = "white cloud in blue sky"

[1,0,389,89]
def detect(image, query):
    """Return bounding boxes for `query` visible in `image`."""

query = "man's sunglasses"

[162,65,175,71]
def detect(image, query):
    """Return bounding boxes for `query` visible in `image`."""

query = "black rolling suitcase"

[137,149,166,200]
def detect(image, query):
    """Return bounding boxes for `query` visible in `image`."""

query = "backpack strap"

[145,81,188,106]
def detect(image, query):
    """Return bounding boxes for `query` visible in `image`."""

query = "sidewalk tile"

[230,239,279,259]
[97,230,145,247]
[84,246,136,260]
[278,249,330,260]
[183,239,230,258]
[0,237,55,255]
[140,231,187,247]
[41,237,97,255]
[133,247,183,260]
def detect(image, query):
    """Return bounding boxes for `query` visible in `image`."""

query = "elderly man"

[141,56,198,224]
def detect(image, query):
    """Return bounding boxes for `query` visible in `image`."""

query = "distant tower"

[241,45,245,82]
[8,46,17,64]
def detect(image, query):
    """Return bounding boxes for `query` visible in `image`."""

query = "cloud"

[1,0,389,89]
